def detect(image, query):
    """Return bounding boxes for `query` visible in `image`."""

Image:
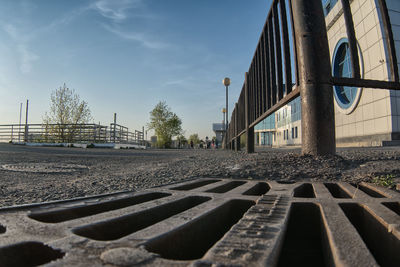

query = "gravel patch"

[0,144,399,207]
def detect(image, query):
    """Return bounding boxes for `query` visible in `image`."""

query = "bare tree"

[43,83,92,142]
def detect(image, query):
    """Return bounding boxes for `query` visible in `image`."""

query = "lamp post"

[222,108,226,127]
[222,77,230,148]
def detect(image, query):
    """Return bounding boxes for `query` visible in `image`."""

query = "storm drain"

[0,179,399,266]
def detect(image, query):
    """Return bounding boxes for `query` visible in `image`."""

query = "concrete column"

[291,0,336,155]
[245,72,255,153]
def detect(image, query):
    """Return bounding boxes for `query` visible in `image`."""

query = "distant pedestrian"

[190,140,194,149]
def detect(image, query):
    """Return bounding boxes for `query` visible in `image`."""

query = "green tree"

[176,134,187,148]
[188,133,200,145]
[43,83,92,142]
[148,101,182,148]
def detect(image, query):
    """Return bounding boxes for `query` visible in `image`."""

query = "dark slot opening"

[324,183,351,198]
[0,225,5,234]
[205,181,246,193]
[28,192,170,223]
[340,203,400,266]
[243,182,270,196]
[172,179,220,191]
[72,196,211,241]
[145,199,255,260]
[0,241,65,267]
[350,184,387,198]
[277,181,295,184]
[382,202,400,216]
[293,183,315,198]
[277,203,334,267]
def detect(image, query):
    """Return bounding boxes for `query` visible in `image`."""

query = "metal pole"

[113,113,116,143]
[225,85,228,149]
[291,0,336,155]
[24,100,29,142]
[18,103,22,142]
[245,72,254,153]
[234,103,239,151]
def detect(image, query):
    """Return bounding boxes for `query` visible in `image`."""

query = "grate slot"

[0,241,65,267]
[382,202,400,216]
[172,179,220,191]
[324,183,351,198]
[243,182,270,196]
[277,203,333,267]
[277,181,295,184]
[205,181,246,193]
[0,224,5,234]
[72,196,211,241]
[145,199,255,260]
[340,203,400,266]
[351,184,387,198]
[293,183,316,198]
[28,192,170,223]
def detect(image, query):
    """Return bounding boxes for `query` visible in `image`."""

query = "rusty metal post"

[291,0,335,155]
[245,72,254,153]
[24,99,29,142]
[234,103,240,151]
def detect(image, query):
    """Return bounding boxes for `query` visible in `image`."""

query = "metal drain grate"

[0,179,399,266]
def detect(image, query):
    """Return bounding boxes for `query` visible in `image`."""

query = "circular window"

[332,38,363,114]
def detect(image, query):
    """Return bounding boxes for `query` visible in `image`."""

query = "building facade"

[256,0,400,147]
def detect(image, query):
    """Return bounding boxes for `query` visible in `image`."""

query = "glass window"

[322,0,338,16]
[333,39,360,110]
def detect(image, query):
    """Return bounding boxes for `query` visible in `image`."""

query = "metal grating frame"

[0,178,399,266]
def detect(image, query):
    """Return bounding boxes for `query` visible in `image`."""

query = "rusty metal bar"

[264,30,272,111]
[288,0,299,86]
[273,2,284,101]
[260,34,267,113]
[280,0,293,94]
[333,77,400,90]
[245,72,255,153]
[235,102,239,151]
[268,16,277,106]
[340,0,361,79]
[377,0,399,82]
[255,51,260,119]
[291,0,335,155]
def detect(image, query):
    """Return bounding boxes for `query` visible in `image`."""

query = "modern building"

[255,0,400,147]
[212,123,225,146]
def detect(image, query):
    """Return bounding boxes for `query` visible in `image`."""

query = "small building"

[212,123,225,147]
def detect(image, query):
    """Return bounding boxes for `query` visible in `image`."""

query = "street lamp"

[222,77,230,148]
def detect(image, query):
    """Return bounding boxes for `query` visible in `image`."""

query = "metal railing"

[224,0,400,155]
[0,123,144,145]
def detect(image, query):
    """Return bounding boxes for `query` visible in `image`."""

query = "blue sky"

[0,0,272,139]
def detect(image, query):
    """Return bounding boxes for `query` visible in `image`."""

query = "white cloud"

[17,45,39,74]
[92,0,142,22]
[2,24,39,74]
[102,24,169,49]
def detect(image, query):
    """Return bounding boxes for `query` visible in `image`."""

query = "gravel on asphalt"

[0,143,399,207]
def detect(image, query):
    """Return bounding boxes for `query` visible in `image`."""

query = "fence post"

[234,103,240,151]
[245,72,255,153]
[291,0,336,155]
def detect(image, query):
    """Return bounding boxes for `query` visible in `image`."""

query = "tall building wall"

[386,0,400,139]
[326,0,398,146]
